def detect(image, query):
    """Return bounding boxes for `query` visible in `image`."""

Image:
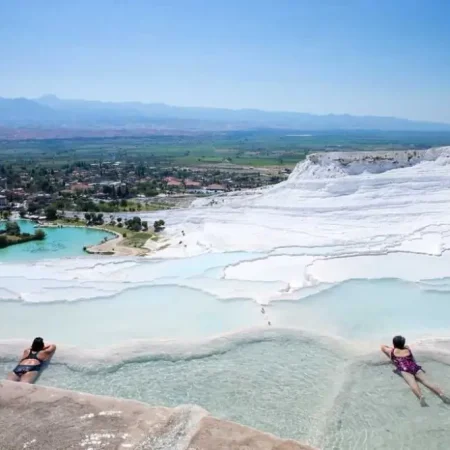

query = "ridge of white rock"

[1,147,450,308]
[157,147,450,259]
[285,147,450,179]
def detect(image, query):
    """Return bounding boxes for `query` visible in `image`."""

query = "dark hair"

[393,335,406,349]
[31,337,44,352]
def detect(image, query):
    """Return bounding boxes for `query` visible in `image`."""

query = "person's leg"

[401,371,427,405]
[19,371,39,384]
[415,371,443,396]
[416,371,450,403]
[6,372,20,382]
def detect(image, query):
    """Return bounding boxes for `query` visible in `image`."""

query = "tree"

[45,206,58,221]
[34,229,46,240]
[136,164,146,178]
[5,221,20,236]
[142,220,148,231]
[27,202,40,214]
[153,220,165,232]
[117,217,122,223]
[127,216,142,232]
[19,208,27,218]
[87,213,104,226]
[84,212,92,223]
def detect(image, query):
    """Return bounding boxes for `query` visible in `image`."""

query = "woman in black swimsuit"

[7,337,56,384]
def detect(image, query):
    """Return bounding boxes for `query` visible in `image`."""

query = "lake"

[0,220,113,261]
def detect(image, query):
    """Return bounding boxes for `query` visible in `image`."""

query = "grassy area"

[118,201,171,212]
[122,232,155,248]
[72,201,172,214]
[172,154,301,167]
[54,219,158,249]
[0,232,46,248]
[100,224,157,249]
[3,130,449,167]
[3,235,21,243]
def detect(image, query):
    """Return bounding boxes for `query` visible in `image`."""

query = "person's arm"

[380,345,392,359]
[42,344,57,356]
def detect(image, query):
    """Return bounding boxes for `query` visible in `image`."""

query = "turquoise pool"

[0,220,113,261]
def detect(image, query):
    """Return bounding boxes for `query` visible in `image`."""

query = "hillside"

[0,95,449,131]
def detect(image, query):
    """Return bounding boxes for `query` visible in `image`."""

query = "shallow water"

[321,359,450,450]
[1,278,448,347]
[0,220,112,261]
[2,278,450,449]
[2,335,449,449]
[270,278,450,342]
[0,286,262,346]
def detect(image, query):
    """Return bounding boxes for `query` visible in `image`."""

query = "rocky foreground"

[0,381,315,450]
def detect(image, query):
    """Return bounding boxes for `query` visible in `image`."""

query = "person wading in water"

[381,335,450,406]
[7,337,56,384]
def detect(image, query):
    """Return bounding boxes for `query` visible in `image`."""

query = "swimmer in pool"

[381,335,450,407]
[7,337,56,384]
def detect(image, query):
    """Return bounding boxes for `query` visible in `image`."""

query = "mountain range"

[0,95,449,132]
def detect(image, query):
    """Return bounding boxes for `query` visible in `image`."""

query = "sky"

[1,0,450,122]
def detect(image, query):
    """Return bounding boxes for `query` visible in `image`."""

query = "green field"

[1,130,450,167]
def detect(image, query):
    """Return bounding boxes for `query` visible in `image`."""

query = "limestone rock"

[0,381,315,450]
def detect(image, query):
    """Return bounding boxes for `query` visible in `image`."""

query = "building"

[167,180,183,187]
[184,179,202,188]
[164,177,183,188]
[70,183,91,193]
[184,179,202,192]
[205,184,226,192]
[0,195,8,209]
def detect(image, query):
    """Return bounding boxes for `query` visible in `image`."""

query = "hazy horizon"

[0,93,446,126]
[1,1,450,123]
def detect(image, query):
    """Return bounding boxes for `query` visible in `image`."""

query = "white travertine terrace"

[2,147,450,306]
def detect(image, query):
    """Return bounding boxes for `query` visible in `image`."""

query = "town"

[0,158,290,217]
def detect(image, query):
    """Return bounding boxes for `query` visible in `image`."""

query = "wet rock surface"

[0,381,314,450]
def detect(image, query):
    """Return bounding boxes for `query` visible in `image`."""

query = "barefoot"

[420,396,429,407]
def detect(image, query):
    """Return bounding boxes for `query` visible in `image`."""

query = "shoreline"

[36,222,154,257]
[85,230,149,257]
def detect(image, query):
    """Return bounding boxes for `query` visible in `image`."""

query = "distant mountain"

[0,98,59,123]
[0,95,449,131]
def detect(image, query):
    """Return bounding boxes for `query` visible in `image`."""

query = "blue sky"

[1,0,450,122]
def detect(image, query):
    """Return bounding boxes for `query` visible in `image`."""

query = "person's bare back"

[7,337,56,384]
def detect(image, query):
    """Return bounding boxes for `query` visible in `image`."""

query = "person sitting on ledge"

[381,335,450,407]
[7,337,56,384]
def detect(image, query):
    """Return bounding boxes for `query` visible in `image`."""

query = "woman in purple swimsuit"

[381,335,450,407]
